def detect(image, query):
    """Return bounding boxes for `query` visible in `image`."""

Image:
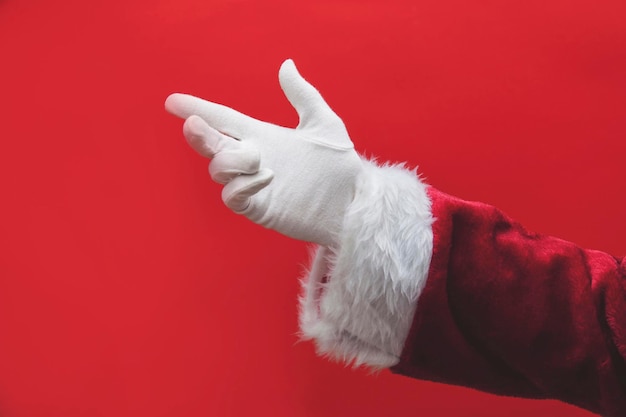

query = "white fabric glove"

[165,59,364,247]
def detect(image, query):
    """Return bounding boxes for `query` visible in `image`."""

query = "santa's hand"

[165,59,364,247]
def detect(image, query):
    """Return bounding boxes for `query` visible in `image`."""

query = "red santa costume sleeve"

[299,160,626,417]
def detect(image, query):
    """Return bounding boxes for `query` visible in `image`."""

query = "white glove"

[165,59,364,247]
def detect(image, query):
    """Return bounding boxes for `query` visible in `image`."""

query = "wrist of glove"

[165,59,364,248]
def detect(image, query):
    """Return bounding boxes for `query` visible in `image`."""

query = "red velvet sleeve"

[390,187,626,417]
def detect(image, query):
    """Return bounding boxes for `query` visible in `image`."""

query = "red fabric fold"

[391,187,626,416]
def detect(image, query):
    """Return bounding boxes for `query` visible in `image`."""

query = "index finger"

[165,93,271,140]
[183,115,237,158]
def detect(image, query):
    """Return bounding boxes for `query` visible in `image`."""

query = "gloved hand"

[165,59,364,247]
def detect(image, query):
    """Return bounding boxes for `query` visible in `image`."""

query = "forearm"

[394,187,626,415]
[300,164,626,416]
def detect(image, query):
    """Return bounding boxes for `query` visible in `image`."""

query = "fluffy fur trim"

[299,158,434,369]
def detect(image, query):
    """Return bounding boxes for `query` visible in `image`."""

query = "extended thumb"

[279,59,336,127]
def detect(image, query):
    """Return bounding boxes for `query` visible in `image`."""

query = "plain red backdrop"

[0,0,625,416]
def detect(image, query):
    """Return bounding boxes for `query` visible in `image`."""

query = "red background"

[1,0,625,416]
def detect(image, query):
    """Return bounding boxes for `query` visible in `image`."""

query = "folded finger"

[183,115,239,158]
[209,148,261,184]
[222,168,274,212]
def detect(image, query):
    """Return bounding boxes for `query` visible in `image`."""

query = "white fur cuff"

[298,159,434,369]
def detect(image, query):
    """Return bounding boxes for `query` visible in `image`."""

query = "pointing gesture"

[165,59,364,247]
